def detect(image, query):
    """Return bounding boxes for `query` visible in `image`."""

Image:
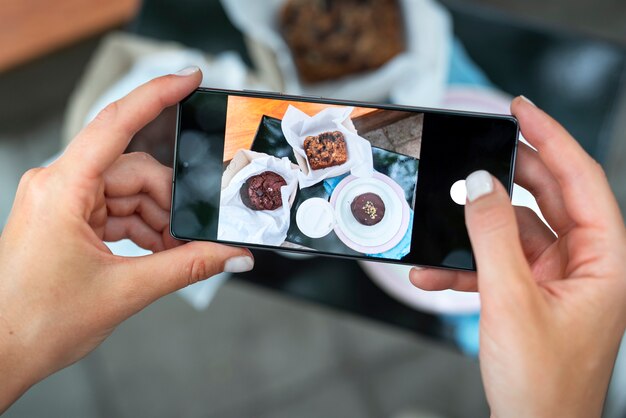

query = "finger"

[104,152,173,210]
[104,215,167,253]
[112,242,254,309]
[409,211,555,294]
[409,208,556,293]
[61,67,202,178]
[514,142,574,235]
[106,194,170,234]
[511,96,622,230]
[465,170,535,299]
[514,206,557,264]
[409,268,477,292]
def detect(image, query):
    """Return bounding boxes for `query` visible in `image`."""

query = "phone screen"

[171,88,518,270]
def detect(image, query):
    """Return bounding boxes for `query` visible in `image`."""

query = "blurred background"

[0,0,625,417]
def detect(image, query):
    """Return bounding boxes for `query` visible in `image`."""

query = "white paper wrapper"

[281,105,374,188]
[220,0,451,106]
[218,155,299,246]
[83,50,253,128]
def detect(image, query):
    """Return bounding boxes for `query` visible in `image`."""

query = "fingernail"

[466,170,494,202]
[520,95,535,106]
[174,66,200,76]
[224,256,254,273]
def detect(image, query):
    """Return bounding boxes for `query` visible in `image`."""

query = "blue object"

[367,210,414,259]
[447,38,492,88]
[323,173,348,196]
[441,313,481,356]
[323,174,414,259]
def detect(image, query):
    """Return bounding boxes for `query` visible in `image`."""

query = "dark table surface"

[248,115,418,257]
[127,0,626,349]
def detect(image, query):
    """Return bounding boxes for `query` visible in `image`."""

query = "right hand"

[410,97,626,418]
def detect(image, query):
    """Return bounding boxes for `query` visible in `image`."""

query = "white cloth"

[281,105,373,188]
[220,0,452,106]
[218,155,299,246]
[84,50,251,126]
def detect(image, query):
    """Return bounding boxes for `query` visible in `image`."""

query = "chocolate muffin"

[303,131,348,170]
[351,193,385,226]
[240,171,287,211]
[279,0,405,83]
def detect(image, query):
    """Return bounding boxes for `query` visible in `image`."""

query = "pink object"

[441,86,512,114]
[360,261,481,314]
[330,172,410,254]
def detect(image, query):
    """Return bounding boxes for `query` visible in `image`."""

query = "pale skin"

[0,68,254,411]
[410,97,626,417]
[0,68,624,416]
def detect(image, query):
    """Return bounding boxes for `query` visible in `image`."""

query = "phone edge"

[169,88,521,272]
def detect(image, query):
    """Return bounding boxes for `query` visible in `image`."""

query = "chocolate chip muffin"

[303,131,348,170]
[351,192,385,226]
[279,0,405,83]
[240,171,287,211]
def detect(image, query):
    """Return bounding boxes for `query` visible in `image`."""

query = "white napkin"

[281,105,374,188]
[84,50,252,125]
[218,155,299,246]
[220,0,452,105]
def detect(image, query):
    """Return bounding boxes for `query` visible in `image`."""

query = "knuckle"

[125,151,158,167]
[20,168,49,193]
[592,160,608,180]
[95,101,119,124]
[16,168,59,209]
[186,255,218,285]
[153,75,172,91]
[130,151,155,161]
[470,202,513,235]
[419,278,444,291]
[132,151,171,181]
[19,167,43,186]
[144,77,171,108]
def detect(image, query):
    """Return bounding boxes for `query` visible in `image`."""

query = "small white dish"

[295,198,335,239]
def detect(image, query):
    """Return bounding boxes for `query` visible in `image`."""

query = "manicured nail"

[174,66,200,76]
[465,170,494,202]
[224,256,254,273]
[520,95,535,106]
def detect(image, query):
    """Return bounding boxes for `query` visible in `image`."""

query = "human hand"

[410,97,626,418]
[0,67,253,411]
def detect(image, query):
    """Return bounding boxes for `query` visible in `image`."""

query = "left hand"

[0,67,253,412]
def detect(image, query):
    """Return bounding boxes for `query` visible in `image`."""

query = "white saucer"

[333,177,404,248]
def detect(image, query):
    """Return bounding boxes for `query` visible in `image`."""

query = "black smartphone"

[171,88,518,271]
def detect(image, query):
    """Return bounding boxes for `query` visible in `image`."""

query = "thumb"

[113,242,254,308]
[464,170,533,299]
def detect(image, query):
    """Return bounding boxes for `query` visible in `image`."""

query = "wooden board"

[0,0,140,72]
[224,95,375,162]
[352,109,412,134]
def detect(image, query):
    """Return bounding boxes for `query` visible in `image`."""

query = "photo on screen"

[216,95,422,260]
